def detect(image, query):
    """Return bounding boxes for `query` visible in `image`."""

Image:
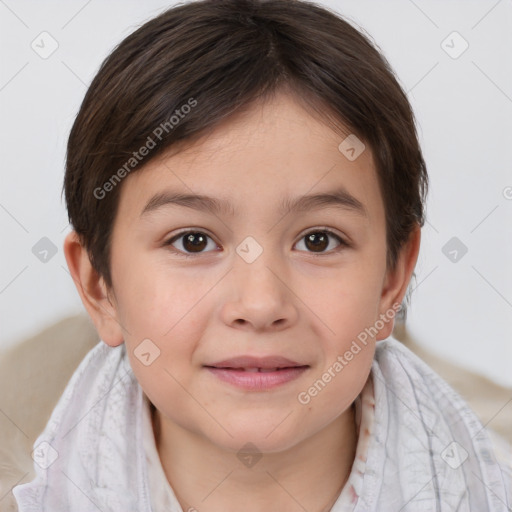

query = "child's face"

[72,91,415,454]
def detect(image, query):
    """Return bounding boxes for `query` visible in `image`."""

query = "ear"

[376,224,421,340]
[63,231,124,347]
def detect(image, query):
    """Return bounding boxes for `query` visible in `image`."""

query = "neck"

[151,403,358,512]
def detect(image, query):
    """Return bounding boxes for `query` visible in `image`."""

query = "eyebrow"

[140,186,368,219]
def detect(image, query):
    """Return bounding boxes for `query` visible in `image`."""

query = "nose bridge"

[233,234,280,294]
[222,234,297,330]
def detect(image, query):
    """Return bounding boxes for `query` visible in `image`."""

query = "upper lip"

[205,355,308,369]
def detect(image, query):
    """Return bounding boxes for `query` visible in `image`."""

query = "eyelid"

[165,227,217,241]
[297,226,347,243]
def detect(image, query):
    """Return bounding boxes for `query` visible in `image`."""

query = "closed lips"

[207,366,307,373]
[207,366,308,372]
[204,361,310,390]
[205,355,309,370]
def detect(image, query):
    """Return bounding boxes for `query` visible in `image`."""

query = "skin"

[64,90,420,512]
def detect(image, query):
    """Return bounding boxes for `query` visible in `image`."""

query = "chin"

[211,422,307,456]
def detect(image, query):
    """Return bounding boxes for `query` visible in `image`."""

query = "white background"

[1,0,511,386]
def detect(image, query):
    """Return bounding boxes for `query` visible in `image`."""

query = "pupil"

[306,232,328,252]
[184,233,207,252]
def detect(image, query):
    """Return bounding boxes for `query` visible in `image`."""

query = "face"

[81,91,410,455]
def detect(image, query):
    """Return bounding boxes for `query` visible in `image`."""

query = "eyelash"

[162,228,349,258]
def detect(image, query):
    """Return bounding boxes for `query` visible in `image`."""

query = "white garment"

[12,337,512,511]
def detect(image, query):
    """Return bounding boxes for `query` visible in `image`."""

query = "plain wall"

[1,0,511,386]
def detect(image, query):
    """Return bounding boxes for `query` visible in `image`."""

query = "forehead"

[116,91,384,226]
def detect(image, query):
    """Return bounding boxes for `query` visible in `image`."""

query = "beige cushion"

[0,315,99,512]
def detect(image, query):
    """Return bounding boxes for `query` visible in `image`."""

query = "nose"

[220,248,299,332]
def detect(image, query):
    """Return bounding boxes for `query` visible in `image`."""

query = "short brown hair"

[63,0,428,292]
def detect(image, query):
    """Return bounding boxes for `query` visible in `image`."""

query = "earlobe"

[63,231,124,347]
[377,225,421,340]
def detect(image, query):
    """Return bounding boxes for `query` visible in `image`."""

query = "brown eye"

[182,232,208,252]
[165,231,218,256]
[305,232,329,252]
[295,230,346,254]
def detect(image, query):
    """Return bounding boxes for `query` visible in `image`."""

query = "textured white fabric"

[12,337,512,511]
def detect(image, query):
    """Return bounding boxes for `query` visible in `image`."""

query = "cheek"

[304,346,374,416]
[297,290,377,413]
[112,248,211,335]
[110,256,211,398]
[300,260,384,339]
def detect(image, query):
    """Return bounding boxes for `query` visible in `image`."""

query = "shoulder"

[367,337,512,508]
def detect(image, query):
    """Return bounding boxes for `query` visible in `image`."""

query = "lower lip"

[205,366,309,391]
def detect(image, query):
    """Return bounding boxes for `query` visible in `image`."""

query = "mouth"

[204,365,310,390]
[205,365,308,372]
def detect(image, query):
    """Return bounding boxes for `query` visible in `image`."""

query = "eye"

[163,228,348,257]
[294,229,348,254]
[163,230,219,257]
